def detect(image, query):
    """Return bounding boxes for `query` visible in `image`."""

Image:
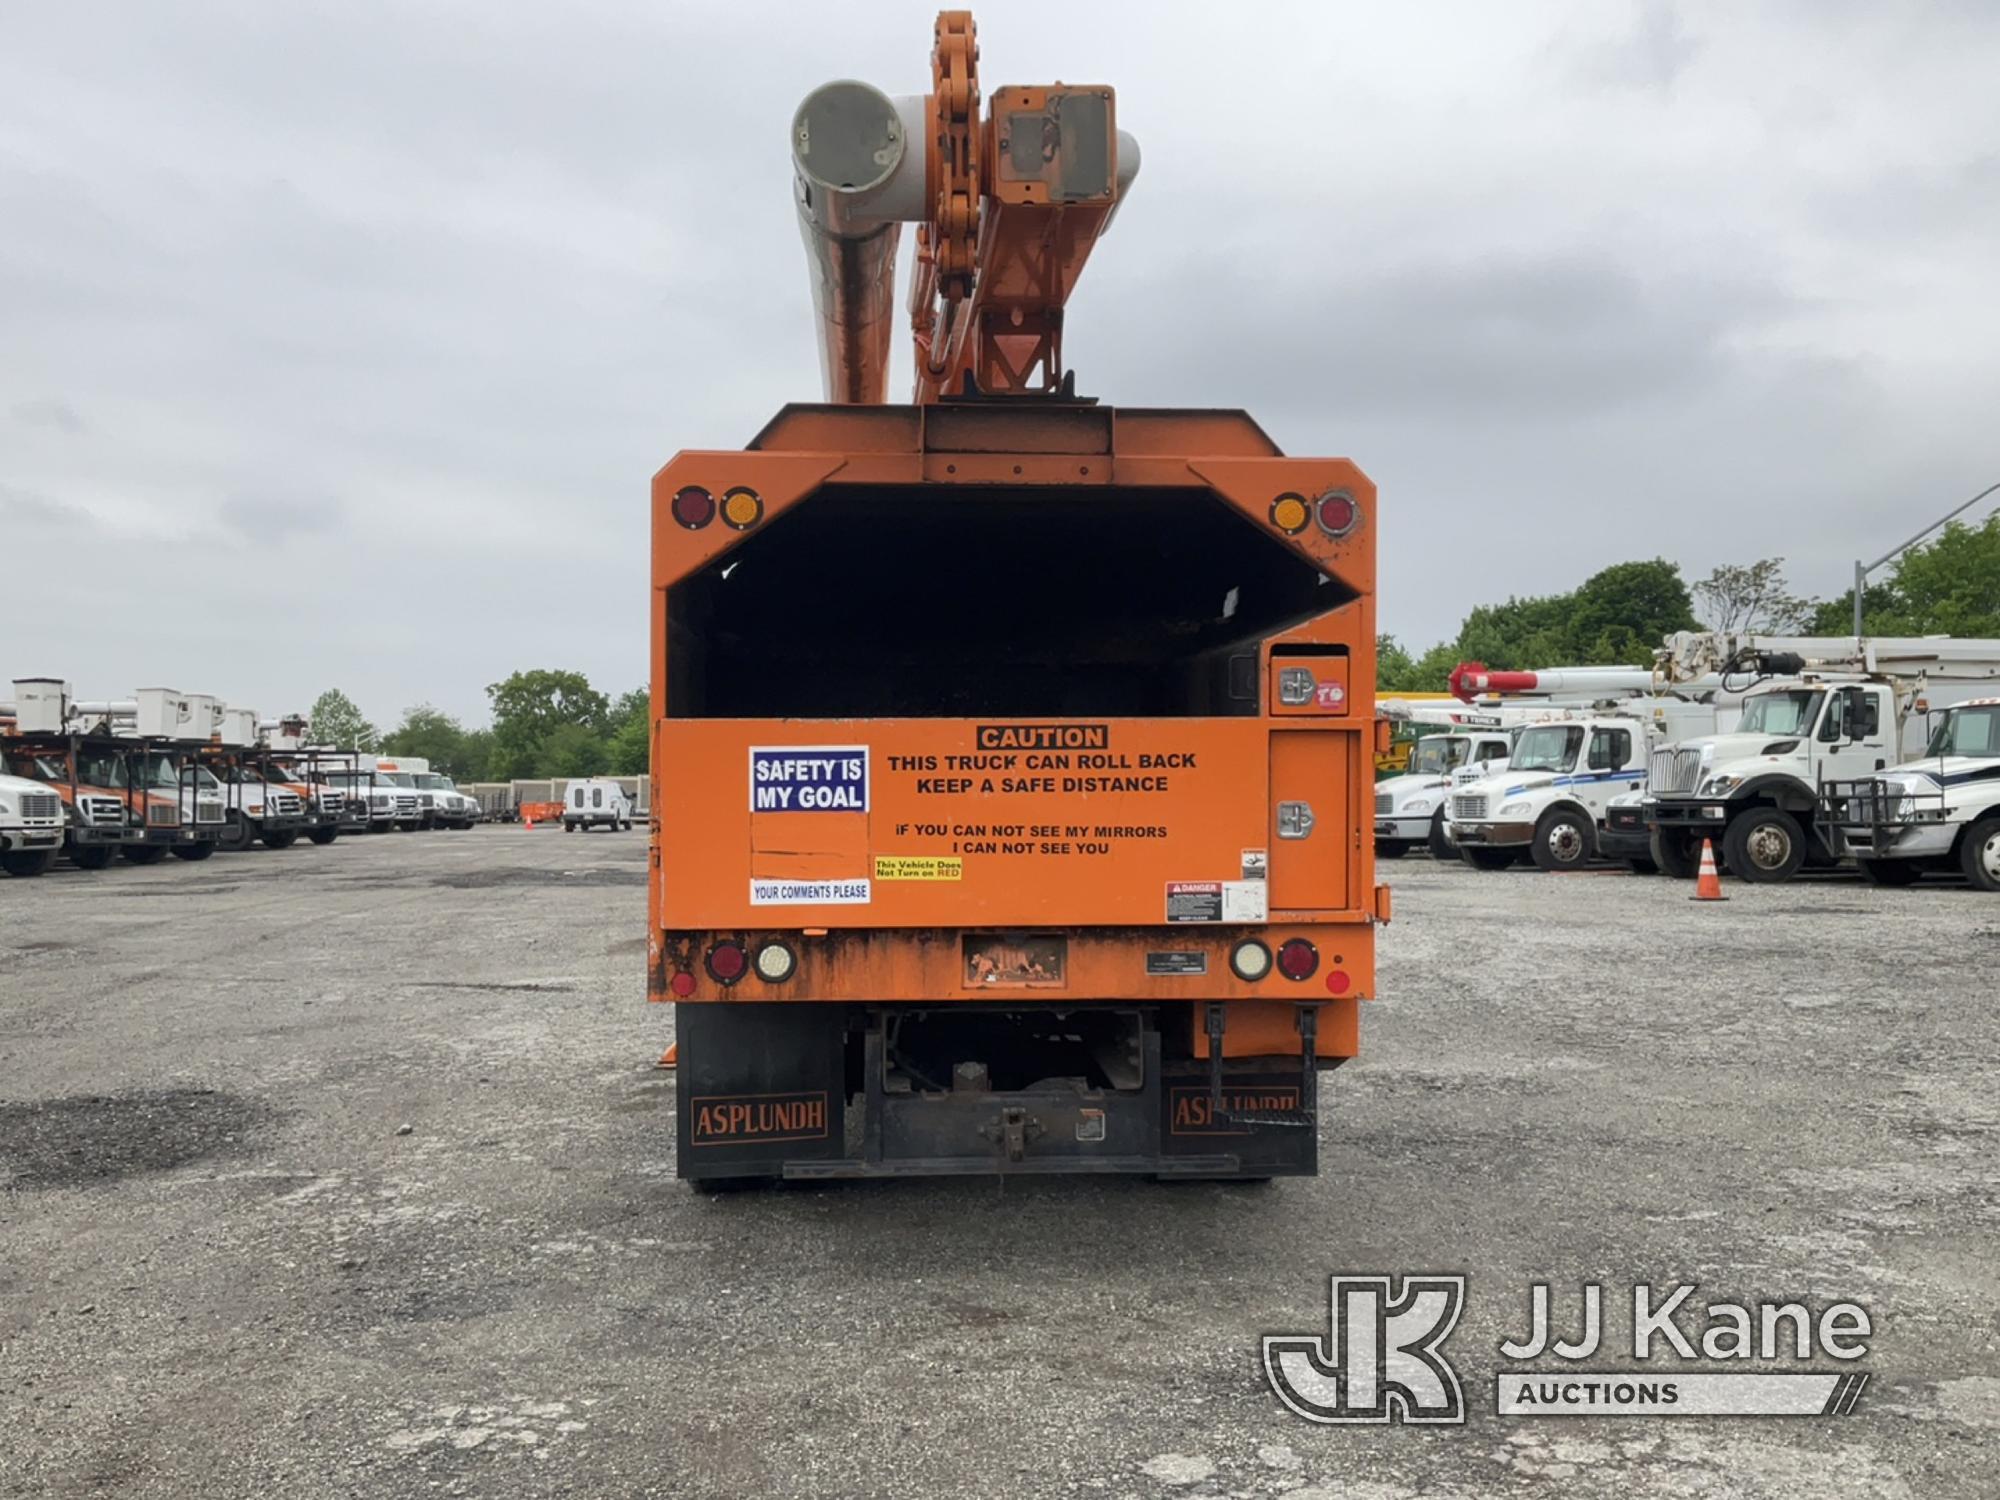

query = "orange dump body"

[650,402,1382,1178]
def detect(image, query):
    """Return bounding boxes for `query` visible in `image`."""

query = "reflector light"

[1230,939,1272,982]
[1269,494,1310,534]
[704,940,748,984]
[722,488,764,530]
[668,970,697,997]
[754,941,797,983]
[1277,937,1319,982]
[1315,491,1359,537]
[1325,969,1351,995]
[672,486,716,529]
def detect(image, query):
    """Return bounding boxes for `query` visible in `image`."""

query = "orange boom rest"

[648,14,1386,1182]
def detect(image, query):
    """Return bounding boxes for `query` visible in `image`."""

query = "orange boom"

[649,13,1386,1182]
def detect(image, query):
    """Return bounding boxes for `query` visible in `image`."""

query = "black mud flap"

[674,1002,847,1181]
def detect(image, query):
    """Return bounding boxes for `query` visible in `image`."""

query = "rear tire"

[308,827,339,845]
[1856,856,1922,887]
[1427,811,1454,861]
[1460,846,1516,872]
[1530,808,1593,873]
[121,844,169,865]
[171,843,216,861]
[217,814,255,852]
[1723,807,1807,884]
[1376,841,1408,859]
[1,848,56,877]
[68,843,116,870]
[1959,816,2000,893]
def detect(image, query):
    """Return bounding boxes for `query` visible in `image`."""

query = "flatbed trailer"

[647,13,1386,1183]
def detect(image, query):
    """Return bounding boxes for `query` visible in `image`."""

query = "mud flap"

[674,1002,847,1180]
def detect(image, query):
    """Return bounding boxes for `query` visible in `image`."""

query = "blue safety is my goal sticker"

[748,746,869,812]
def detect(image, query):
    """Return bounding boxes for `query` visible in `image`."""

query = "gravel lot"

[3,828,1996,1498]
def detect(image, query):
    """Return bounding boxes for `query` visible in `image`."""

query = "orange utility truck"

[649,12,1386,1182]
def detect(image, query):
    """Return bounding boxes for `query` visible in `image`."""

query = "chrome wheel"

[1745,822,1792,871]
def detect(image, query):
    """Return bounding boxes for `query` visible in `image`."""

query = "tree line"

[1380,515,2000,693]
[307,670,647,781]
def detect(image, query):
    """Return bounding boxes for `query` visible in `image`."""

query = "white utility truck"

[0,768,65,876]
[1448,711,1669,871]
[562,777,634,832]
[1645,634,2000,882]
[1822,697,2000,891]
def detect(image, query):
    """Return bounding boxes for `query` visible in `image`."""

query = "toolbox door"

[1268,730,1349,911]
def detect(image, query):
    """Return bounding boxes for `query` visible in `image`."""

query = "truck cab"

[1646,679,1896,882]
[1373,730,1511,860]
[209,761,309,850]
[1823,697,2000,892]
[407,769,478,829]
[1448,716,1649,871]
[4,745,139,869]
[0,769,65,876]
[563,777,633,832]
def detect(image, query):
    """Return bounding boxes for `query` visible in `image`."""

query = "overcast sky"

[5,1,1998,728]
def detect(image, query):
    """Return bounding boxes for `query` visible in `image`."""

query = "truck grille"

[1649,747,1703,795]
[20,791,60,823]
[396,794,418,815]
[197,798,224,824]
[270,791,303,816]
[1607,805,1645,832]
[1374,792,1393,816]
[318,790,345,815]
[1452,793,1488,821]
[80,795,126,827]
[1838,784,1905,825]
[147,801,180,827]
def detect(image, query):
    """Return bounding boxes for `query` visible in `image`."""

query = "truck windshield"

[382,772,415,787]
[1510,726,1582,774]
[1925,705,2000,758]
[76,752,130,787]
[1738,689,1822,736]
[144,753,180,789]
[1408,738,1466,776]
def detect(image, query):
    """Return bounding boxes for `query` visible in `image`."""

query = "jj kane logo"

[1264,1277,1874,1424]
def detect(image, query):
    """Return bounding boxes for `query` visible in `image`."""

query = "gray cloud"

[2,0,1998,724]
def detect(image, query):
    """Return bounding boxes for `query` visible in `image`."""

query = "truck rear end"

[649,404,1384,1180]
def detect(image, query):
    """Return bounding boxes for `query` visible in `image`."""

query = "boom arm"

[791,10,1140,404]
[1656,632,2000,685]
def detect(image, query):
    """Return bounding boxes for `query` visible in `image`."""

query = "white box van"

[563,778,633,832]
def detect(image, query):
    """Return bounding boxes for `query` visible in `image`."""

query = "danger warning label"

[1166,881,1223,923]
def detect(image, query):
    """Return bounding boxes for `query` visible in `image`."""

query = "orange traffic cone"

[1691,837,1727,901]
[656,1040,678,1070]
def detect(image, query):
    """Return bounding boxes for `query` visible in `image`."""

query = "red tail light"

[1315,491,1358,537]
[672,486,716,530]
[1277,938,1319,982]
[668,970,697,997]
[704,940,747,984]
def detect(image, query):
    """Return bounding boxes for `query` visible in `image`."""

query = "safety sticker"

[1222,880,1268,922]
[750,878,871,905]
[874,855,963,881]
[1166,881,1223,923]
[1240,849,1268,880]
[749,746,868,812]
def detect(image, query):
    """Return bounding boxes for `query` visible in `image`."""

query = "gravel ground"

[2,828,1996,1498]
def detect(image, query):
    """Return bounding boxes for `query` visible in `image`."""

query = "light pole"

[1853,478,2000,637]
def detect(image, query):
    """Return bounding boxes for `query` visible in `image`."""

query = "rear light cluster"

[1232,936,1354,994]
[673,937,799,993]
[1269,488,1360,539]
[672,486,763,533]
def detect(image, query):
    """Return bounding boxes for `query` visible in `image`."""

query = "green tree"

[538,721,609,777]
[1565,558,1698,662]
[1693,558,1814,634]
[486,669,609,778]
[307,688,377,751]
[381,704,477,777]
[1812,515,2000,636]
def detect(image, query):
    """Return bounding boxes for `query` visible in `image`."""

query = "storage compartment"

[667,486,1347,718]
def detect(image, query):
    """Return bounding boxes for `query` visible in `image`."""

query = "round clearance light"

[1230,939,1273,982]
[668,970,697,998]
[704,940,748,985]
[754,941,797,983]
[1269,493,1310,535]
[1315,490,1359,538]
[722,488,764,530]
[1277,937,1320,982]
[1325,969,1352,995]
[672,486,716,530]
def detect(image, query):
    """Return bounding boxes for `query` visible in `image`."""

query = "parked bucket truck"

[649,12,1383,1183]
[1645,633,2000,881]
[1822,696,2000,890]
